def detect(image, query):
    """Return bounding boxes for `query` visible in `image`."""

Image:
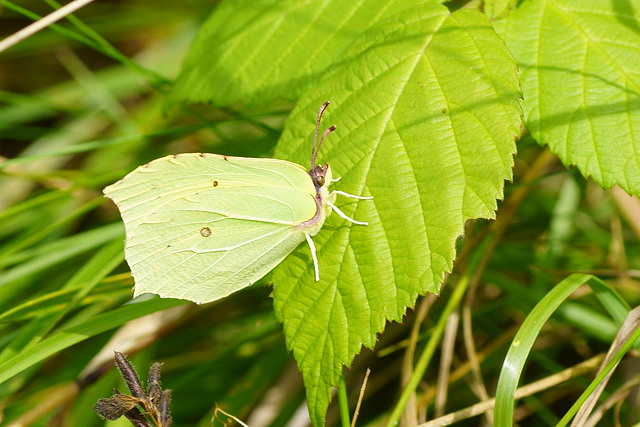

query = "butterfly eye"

[310,164,328,188]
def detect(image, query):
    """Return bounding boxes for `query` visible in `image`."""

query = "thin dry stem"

[402,294,439,425]
[0,0,96,53]
[417,324,519,409]
[418,353,606,427]
[214,406,249,427]
[572,306,640,426]
[461,148,557,423]
[584,379,637,427]
[610,186,640,240]
[5,383,79,427]
[350,368,371,427]
[435,310,460,418]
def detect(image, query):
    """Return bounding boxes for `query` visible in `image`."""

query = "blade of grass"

[0,297,183,385]
[0,122,231,171]
[0,223,123,305]
[494,273,631,425]
[0,197,105,261]
[0,279,131,324]
[0,240,125,366]
[338,376,350,427]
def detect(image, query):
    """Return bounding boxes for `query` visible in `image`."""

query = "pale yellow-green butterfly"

[104,102,372,304]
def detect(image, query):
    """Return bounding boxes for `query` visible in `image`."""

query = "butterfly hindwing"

[105,153,320,303]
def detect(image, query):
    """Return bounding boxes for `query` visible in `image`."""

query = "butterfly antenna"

[316,125,336,165]
[312,101,331,167]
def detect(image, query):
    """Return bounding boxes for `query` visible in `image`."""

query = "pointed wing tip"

[103,179,124,200]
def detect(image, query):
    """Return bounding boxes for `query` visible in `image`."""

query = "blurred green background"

[1,1,640,426]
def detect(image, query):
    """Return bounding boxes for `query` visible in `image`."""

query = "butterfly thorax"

[296,163,334,235]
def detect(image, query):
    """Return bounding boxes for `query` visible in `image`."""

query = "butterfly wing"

[104,153,319,304]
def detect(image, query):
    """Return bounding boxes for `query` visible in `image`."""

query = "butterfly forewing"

[105,153,320,303]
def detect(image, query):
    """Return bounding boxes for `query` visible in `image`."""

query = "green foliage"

[493,0,640,195]
[1,0,640,426]
[175,1,523,422]
[170,0,436,106]
[269,5,521,422]
[494,274,631,426]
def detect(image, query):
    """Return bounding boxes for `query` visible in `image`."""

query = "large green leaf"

[170,0,431,107]
[270,4,522,425]
[494,0,640,195]
[484,0,519,20]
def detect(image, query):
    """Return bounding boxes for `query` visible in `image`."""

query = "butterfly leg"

[326,200,369,226]
[305,233,320,281]
[332,190,374,200]
[329,176,373,200]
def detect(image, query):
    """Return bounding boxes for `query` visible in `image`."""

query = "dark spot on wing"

[200,227,212,237]
[213,180,219,187]
[223,156,228,161]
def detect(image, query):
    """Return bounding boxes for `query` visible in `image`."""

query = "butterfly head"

[310,162,330,190]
